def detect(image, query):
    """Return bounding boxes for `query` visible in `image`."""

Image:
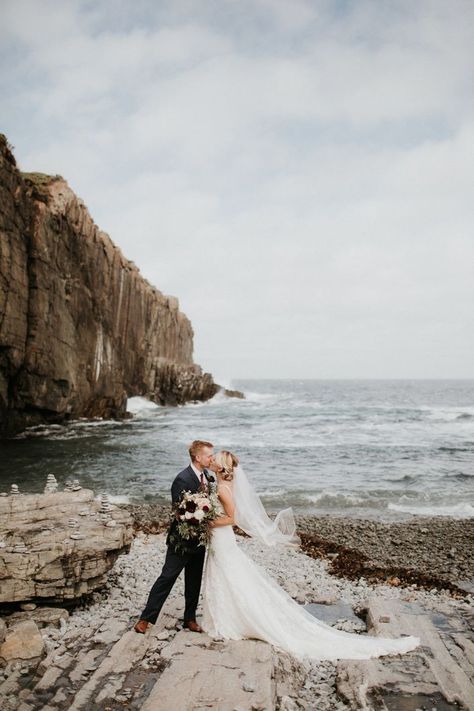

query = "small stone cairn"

[44,473,58,494]
[99,493,116,526]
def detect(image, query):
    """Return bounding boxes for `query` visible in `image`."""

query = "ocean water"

[1,380,473,520]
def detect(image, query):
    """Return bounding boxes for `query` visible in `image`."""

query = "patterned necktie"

[200,471,206,490]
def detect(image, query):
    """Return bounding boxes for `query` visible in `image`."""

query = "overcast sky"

[1,0,473,381]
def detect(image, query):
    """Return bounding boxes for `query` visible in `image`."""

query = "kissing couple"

[134,440,419,660]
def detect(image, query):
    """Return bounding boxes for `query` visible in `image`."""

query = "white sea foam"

[243,391,279,403]
[304,492,366,506]
[422,405,474,422]
[257,488,287,498]
[205,389,230,405]
[126,396,160,415]
[19,418,119,439]
[72,418,118,427]
[212,375,235,390]
[388,502,474,518]
[18,424,65,438]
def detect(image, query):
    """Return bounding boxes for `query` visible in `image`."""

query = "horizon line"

[228,377,474,382]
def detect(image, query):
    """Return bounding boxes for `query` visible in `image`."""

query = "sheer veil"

[232,465,300,547]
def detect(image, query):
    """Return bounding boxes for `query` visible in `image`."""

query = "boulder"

[223,388,245,399]
[0,488,133,604]
[0,621,44,664]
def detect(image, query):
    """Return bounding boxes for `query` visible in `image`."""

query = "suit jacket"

[166,465,213,554]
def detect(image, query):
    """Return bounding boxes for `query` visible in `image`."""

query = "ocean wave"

[126,396,160,415]
[257,488,369,508]
[447,471,474,480]
[23,418,126,440]
[300,491,367,507]
[386,474,416,483]
[242,391,280,404]
[438,446,472,453]
[256,488,287,498]
[388,502,474,518]
[16,424,66,439]
[423,406,474,422]
[73,418,123,428]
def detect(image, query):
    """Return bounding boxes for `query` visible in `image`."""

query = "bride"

[202,450,419,661]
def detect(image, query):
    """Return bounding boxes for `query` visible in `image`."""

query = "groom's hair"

[189,440,214,461]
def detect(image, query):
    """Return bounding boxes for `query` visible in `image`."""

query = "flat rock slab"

[337,597,474,710]
[6,607,69,629]
[0,620,44,664]
[305,601,364,628]
[141,631,274,711]
[456,580,474,594]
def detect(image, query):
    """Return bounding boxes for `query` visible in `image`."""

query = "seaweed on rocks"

[299,530,470,596]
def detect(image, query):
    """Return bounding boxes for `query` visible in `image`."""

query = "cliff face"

[0,135,217,436]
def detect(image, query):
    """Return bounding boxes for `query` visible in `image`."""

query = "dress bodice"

[215,483,233,516]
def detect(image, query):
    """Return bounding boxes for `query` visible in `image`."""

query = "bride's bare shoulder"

[217,482,233,498]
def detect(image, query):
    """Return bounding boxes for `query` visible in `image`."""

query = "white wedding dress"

[202,474,419,661]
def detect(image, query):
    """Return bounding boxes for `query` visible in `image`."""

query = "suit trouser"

[140,545,205,624]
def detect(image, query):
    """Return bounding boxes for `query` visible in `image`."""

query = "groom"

[134,440,215,634]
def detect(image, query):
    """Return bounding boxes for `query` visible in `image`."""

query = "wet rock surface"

[337,597,474,710]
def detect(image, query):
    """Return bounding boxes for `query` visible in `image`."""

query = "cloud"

[1,0,473,378]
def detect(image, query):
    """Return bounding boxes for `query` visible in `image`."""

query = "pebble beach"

[1,502,473,710]
[43,518,474,709]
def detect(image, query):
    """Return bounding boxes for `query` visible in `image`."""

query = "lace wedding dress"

[202,475,419,661]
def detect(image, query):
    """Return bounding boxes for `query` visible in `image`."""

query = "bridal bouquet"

[169,490,219,553]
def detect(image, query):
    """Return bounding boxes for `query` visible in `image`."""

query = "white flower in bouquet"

[170,489,219,553]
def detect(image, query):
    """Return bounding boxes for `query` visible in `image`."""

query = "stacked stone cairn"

[44,473,58,494]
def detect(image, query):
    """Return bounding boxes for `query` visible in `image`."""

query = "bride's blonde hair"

[214,450,239,481]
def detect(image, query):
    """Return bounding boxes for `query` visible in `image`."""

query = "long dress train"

[202,516,419,661]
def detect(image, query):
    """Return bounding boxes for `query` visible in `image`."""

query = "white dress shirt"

[190,462,205,483]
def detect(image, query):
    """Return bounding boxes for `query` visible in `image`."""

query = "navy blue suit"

[140,465,211,624]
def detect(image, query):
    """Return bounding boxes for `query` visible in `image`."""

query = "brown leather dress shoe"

[134,619,151,634]
[183,620,203,633]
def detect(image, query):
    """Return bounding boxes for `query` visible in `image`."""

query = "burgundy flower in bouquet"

[169,490,219,553]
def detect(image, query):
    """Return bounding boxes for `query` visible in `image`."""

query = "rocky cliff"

[0,135,218,436]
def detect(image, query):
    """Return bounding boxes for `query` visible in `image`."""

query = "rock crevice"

[0,135,218,435]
